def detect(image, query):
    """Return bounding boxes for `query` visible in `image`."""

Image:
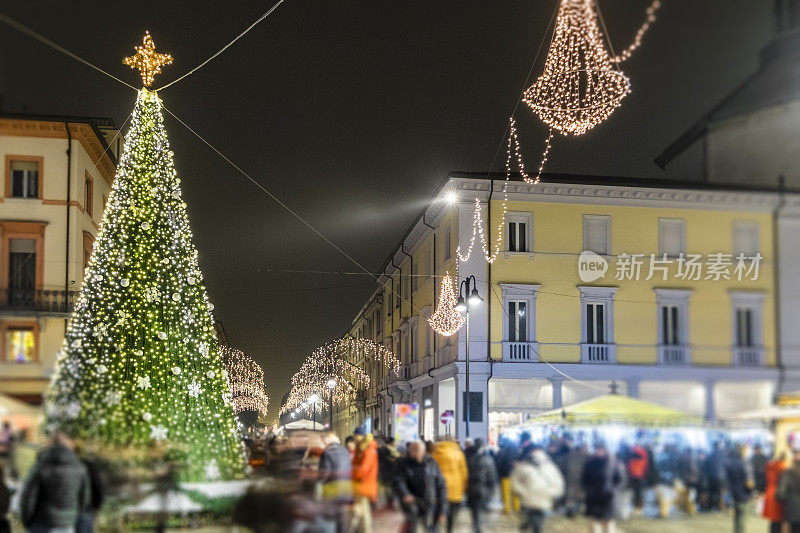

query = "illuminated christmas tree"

[43,34,245,481]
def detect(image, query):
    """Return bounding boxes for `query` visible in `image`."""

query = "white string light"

[427,271,465,336]
[221,346,269,416]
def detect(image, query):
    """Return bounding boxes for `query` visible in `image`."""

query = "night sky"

[0,1,773,417]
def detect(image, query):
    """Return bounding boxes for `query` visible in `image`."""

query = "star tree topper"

[124,31,173,87]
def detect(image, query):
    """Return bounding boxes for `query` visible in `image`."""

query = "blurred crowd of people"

[239,427,800,533]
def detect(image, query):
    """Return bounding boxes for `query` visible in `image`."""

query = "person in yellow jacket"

[432,438,468,533]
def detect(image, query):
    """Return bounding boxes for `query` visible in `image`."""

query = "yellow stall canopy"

[532,394,703,427]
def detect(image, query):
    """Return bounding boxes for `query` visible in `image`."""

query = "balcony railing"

[502,341,538,362]
[580,343,616,364]
[658,345,690,365]
[734,346,764,366]
[0,289,78,315]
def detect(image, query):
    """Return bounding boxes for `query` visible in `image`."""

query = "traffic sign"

[440,410,454,426]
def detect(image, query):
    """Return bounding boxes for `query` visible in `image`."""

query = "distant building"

[0,112,119,405]
[336,172,800,443]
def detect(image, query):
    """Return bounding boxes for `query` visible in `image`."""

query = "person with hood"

[763,448,791,533]
[431,437,467,533]
[394,441,448,532]
[465,439,497,533]
[725,444,754,533]
[318,433,352,533]
[581,443,626,533]
[351,427,378,533]
[510,447,564,533]
[494,436,521,514]
[777,448,800,533]
[20,432,91,533]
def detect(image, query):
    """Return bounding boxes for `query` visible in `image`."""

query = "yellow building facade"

[340,172,797,442]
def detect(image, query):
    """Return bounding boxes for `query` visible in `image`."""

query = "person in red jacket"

[627,444,649,515]
[351,427,379,532]
[763,448,791,533]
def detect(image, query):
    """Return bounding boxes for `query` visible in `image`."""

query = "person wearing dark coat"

[750,445,768,494]
[777,449,800,533]
[0,466,11,533]
[580,444,626,532]
[377,437,400,508]
[705,442,729,511]
[494,437,521,514]
[725,445,754,533]
[466,439,498,533]
[76,455,105,533]
[394,441,448,533]
[19,433,91,533]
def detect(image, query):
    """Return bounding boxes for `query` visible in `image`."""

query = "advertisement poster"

[394,403,419,445]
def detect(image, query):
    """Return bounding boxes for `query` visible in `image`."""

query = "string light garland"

[221,346,269,416]
[43,37,245,482]
[428,272,465,336]
[609,0,662,63]
[123,31,173,88]
[522,0,630,136]
[280,338,398,415]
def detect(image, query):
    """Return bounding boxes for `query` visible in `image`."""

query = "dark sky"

[0,1,773,417]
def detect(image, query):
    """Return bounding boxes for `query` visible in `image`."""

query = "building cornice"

[0,119,116,186]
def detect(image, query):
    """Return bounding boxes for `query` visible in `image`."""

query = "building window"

[733,221,759,256]
[444,226,451,261]
[730,291,765,366]
[655,288,692,364]
[84,173,94,218]
[658,218,686,257]
[83,232,95,275]
[579,286,617,363]
[508,301,528,342]
[500,284,540,361]
[507,214,531,253]
[583,215,610,255]
[6,157,42,199]
[8,238,36,301]
[3,324,37,363]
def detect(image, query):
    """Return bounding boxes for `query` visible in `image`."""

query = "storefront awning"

[532,394,703,427]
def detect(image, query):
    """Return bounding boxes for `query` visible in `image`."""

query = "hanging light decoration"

[428,272,466,336]
[523,0,631,136]
[221,346,269,416]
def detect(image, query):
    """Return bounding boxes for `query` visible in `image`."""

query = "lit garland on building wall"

[43,37,245,482]
[428,272,465,336]
[279,338,398,415]
[609,0,662,64]
[221,346,269,416]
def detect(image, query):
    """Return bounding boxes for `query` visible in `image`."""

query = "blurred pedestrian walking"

[75,449,105,533]
[494,436,521,514]
[763,448,790,533]
[777,449,800,533]
[351,427,378,533]
[626,443,648,516]
[377,437,400,509]
[581,443,626,533]
[19,432,90,533]
[725,444,754,533]
[394,441,448,533]
[466,439,497,533]
[0,465,10,533]
[564,443,588,517]
[706,441,729,511]
[751,445,768,494]
[431,438,467,533]
[510,447,564,533]
[318,433,352,533]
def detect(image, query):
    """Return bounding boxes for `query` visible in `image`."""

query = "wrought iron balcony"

[502,341,538,362]
[0,289,78,316]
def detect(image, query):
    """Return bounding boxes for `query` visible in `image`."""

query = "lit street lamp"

[456,274,482,438]
[308,393,321,431]
[327,378,337,430]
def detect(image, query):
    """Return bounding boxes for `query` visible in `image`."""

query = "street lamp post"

[455,274,482,438]
[308,393,321,431]
[327,378,337,430]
